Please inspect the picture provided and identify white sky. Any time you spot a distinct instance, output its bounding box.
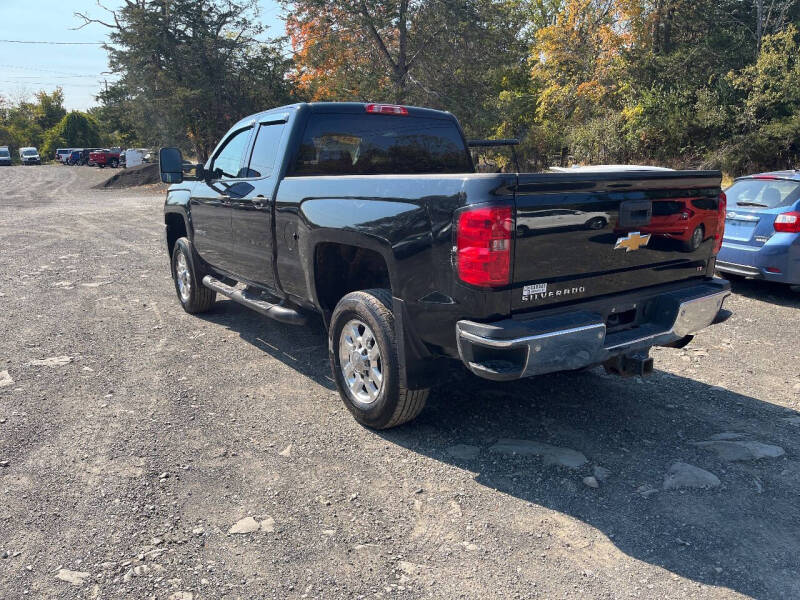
[0,1,286,110]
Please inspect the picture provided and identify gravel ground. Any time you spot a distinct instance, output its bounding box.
[1,165,799,599]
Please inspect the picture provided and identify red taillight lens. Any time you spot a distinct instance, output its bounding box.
[774,211,800,233]
[713,192,727,255]
[365,103,408,116]
[456,206,513,287]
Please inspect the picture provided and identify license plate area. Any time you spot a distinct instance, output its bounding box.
[725,219,758,242]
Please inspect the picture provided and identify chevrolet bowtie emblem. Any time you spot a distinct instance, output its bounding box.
[614,231,651,252]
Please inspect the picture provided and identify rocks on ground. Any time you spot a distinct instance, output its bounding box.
[488,439,587,469]
[663,462,721,490]
[693,439,785,461]
[229,516,275,535]
[56,568,90,585]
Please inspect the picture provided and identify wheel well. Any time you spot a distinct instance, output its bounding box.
[314,244,391,315]
[165,213,187,257]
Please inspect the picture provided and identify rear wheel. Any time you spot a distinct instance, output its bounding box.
[329,289,429,429]
[683,225,705,251]
[110,158,119,168]
[171,237,215,314]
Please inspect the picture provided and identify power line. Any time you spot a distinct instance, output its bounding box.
[0,64,107,78]
[0,39,105,46]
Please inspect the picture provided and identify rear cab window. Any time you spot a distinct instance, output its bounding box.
[289,114,472,176]
[726,178,800,209]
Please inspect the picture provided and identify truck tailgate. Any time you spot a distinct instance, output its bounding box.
[512,171,723,313]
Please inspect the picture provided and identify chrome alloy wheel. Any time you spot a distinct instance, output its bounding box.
[175,251,192,302]
[339,319,383,405]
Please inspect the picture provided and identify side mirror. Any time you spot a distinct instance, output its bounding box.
[159,147,184,184]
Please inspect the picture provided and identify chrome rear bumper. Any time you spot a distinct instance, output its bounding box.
[456,279,731,381]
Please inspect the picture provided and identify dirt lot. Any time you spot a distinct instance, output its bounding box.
[1,165,799,599]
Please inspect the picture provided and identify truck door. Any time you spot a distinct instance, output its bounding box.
[227,120,287,287]
[190,125,253,273]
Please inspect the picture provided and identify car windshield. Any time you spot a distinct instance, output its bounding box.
[22,150,37,156]
[726,178,800,209]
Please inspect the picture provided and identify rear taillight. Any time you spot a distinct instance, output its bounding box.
[774,211,800,233]
[713,192,727,255]
[456,206,513,287]
[365,103,408,116]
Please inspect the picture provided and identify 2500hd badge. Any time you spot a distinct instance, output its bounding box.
[522,283,587,302]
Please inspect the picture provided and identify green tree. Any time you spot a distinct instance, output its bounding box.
[33,88,67,132]
[77,0,294,159]
[42,111,102,157]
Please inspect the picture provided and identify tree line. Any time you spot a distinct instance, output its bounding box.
[3,0,799,174]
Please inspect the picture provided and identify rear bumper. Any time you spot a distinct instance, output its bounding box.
[456,279,731,381]
[716,237,800,284]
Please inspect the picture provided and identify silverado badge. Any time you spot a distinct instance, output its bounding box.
[614,231,651,252]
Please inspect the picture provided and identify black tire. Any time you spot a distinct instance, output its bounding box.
[98,163,105,168]
[329,289,429,429]
[585,217,607,230]
[170,237,215,314]
[683,225,704,251]
[110,159,119,168]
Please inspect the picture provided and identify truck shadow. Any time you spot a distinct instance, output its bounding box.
[381,367,800,599]
[196,299,797,597]
[724,277,800,308]
[197,298,336,391]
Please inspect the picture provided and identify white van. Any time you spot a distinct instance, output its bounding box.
[19,147,41,165]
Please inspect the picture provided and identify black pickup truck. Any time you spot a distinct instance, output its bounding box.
[159,102,731,429]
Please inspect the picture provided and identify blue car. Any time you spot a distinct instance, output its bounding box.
[716,171,800,286]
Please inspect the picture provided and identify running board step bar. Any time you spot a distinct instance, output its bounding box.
[202,276,307,326]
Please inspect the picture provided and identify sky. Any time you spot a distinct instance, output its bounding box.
[0,0,286,111]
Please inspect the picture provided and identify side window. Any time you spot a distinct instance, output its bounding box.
[211,127,252,180]
[246,123,286,178]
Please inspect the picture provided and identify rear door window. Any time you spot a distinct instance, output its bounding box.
[726,179,800,209]
[290,114,471,176]
[246,122,286,178]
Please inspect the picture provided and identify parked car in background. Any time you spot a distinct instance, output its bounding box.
[640,197,721,251]
[55,148,74,163]
[66,149,83,165]
[19,147,41,165]
[0,146,11,166]
[89,148,121,168]
[68,148,101,166]
[716,171,800,287]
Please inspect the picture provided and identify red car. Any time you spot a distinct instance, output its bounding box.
[640,197,721,251]
[89,148,122,168]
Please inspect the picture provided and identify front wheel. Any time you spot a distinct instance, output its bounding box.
[110,159,119,168]
[329,289,429,429]
[171,237,216,314]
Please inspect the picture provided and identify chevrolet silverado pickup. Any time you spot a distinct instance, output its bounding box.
[159,102,731,429]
